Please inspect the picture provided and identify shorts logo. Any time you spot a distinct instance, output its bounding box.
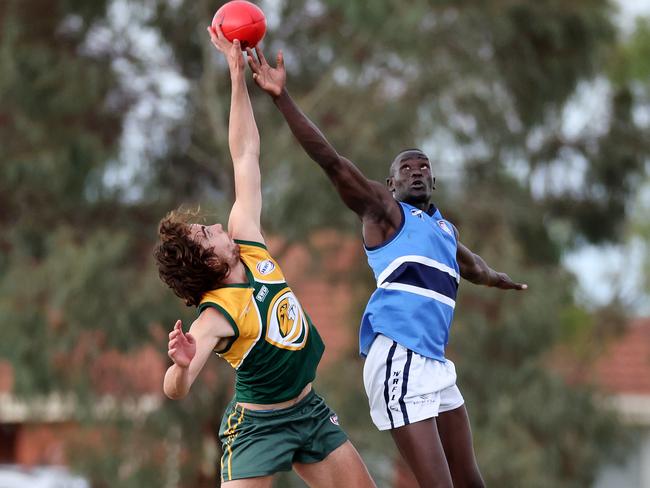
[412,394,436,406]
[329,414,339,425]
[265,288,308,350]
[438,220,453,236]
[256,259,275,275]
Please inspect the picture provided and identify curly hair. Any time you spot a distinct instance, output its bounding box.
[153,208,231,307]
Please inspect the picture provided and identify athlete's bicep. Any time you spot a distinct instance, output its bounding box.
[228,201,264,243]
[326,156,398,221]
[186,308,235,385]
[456,240,482,280]
[228,154,264,242]
[450,223,475,274]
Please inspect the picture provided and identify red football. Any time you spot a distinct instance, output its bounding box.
[212,1,266,49]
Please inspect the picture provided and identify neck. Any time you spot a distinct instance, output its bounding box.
[401,198,430,212]
[222,260,248,285]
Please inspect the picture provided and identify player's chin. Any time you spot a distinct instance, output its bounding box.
[407,188,431,201]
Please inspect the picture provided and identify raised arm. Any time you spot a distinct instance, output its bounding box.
[246,47,402,243]
[207,26,263,243]
[455,236,527,290]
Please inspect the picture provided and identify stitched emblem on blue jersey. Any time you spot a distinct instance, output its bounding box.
[437,220,453,236]
[410,209,424,219]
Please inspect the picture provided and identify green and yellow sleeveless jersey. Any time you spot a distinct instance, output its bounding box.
[198,240,325,404]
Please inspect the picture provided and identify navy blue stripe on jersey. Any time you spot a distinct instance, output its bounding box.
[380,261,459,300]
[398,350,412,425]
[383,341,398,429]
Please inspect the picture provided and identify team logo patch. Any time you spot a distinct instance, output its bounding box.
[329,414,339,425]
[438,220,453,236]
[411,209,424,219]
[255,285,269,302]
[265,289,308,350]
[256,259,275,275]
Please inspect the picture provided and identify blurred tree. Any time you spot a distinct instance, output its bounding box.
[144,3,645,484]
[2,0,649,486]
[608,16,650,306]
[0,1,229,487]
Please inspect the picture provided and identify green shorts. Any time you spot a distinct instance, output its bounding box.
[218,390,348,482]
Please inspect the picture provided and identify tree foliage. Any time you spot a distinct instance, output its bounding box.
[1,0,648,486]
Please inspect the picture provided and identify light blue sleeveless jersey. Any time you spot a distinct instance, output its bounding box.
[360,201,460,361]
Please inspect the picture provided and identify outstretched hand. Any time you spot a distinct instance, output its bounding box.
[246,46,286,98]
[168,320,196,368]
[491,272,528,291]
[207,25,245,74]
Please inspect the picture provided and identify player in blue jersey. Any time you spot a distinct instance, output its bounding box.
[247,48,527,488]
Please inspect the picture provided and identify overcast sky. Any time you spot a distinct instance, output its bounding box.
[563,0,650,313]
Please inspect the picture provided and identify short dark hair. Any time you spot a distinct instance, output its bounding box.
[153,208,230,307]
[389,148,426,176]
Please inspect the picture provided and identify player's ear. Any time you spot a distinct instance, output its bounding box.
[386,177,395,192]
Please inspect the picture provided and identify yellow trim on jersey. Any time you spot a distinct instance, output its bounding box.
[200,287,262,370]
[200,242,306,368]
[238,243,286,284]
[199,242,288,369]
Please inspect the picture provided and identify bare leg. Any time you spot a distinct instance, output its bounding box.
[437,406,485,488]
[292,441,376,488]
[390,419,453,488]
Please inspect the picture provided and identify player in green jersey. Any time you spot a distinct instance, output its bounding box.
[152,26,375,488]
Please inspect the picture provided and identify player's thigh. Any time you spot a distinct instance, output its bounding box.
[292,441,376,488]
[390,419,453,488]
[221,475,274,488]
[436,405,484,487]
[218,402,299,482]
